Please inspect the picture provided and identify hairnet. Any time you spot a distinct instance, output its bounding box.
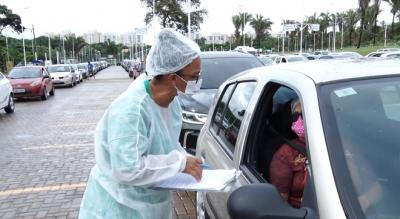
[146,28,200,76]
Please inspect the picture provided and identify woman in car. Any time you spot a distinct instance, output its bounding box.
[269,98,307,208]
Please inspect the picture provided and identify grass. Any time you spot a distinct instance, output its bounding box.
[337,42,399,56]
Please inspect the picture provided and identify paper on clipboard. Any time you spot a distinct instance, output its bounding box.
[154,169,236,191]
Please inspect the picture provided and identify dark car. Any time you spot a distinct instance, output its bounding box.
[178,52,264,153]
[8,66,55,100]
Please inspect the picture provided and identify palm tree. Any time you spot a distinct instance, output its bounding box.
[384,0,400,39]
[239,12,252,45]
[250,14,273,48]
[372,0,382,45]
[232,15,242,45]
[318,12,331,49]
[357,0,371,48]
[344,9,360,46]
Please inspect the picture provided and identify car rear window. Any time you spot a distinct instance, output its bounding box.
[9,68,41,79]
[200,57,263,89]
[47,66,70,73]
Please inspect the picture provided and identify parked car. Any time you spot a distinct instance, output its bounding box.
[196,59,400,219]
[380,51,400,58]
[77,63,89,79]
[377,48,400,52]
[275,55,308,64]
[8,66,54,100]
[128,61,140,79]
[70,64,83,83]
[178,51,264,153]
[0,71,14,113]
[47,64,76,87]
[333,51,363,58]
[366,52,386,58]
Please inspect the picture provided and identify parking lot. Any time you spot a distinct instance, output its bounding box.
[0,66,196,219]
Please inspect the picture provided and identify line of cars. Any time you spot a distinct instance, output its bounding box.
[366,48,400,58]
[121,59,142,79]
[0,61,109,114]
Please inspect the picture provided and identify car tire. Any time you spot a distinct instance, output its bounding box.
[4,94,15,114]
[41,87,48,101]
[70,79,74,88]
[196,192,210,219]
[49,87,55,96]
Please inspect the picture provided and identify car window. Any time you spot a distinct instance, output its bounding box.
[212,82,257,154]
[0,73,4,80]
[9,68,41,79]
[379,85,400,121]
[200,57,263,89]
[212,84,235,133]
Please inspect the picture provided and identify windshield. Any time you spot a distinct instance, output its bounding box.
[287,56,307,62]
[258,57,274,65]
[200,57,263,89]
[47,66,70,73]
[9,68,41,79]
[320,77,400,218]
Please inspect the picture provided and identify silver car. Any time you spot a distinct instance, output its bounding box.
[196,59,400,219]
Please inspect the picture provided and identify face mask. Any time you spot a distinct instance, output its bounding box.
[291,116,305,138]
[175,75,202,95]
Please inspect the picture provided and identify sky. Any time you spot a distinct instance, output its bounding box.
[1,0,394,43]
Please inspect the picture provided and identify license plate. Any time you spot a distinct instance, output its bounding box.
[14,88,25,93]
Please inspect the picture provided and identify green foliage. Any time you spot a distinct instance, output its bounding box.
[0,4,23,34]
[141,0,207,34]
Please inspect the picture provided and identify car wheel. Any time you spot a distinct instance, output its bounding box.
[49,87,55,96]
[70,79,74,88]
[196,192,210,219]
[4,94,15,114]
[41,87,48,101]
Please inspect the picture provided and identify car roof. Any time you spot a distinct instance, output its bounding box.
[12,66,43,69]
[200,51,256,58]
[240,59,400,84]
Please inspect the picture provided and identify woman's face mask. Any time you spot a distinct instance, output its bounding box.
[175,74,202,95]
[291,116,305,138]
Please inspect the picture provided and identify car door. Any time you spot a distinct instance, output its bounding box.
[0,73,8,108]
[42,68,52,90]
[204,81,258,219]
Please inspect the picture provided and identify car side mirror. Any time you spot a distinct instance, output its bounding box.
[43,75,50,79]
[227,184,314,219]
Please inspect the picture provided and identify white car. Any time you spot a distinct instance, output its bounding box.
[380,52,400,59]
[196,59,400,219]
[377,48,400,53]
[0,72,15,114]
[70,64,83,83]
[275,55,308,64]
[47,64,76,88]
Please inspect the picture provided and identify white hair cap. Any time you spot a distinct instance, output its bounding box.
[146,28,200,76]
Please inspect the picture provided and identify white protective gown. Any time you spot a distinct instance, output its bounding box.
[79,74,187,219]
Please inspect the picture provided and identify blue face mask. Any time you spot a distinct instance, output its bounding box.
[175,74,202,95]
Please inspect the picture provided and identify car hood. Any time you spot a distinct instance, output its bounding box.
[178,89,218,114]
[50,72,71,77]
[10,78,41,86]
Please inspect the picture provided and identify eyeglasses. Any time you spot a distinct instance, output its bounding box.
[292,112,302,121]
[177,73,201,84]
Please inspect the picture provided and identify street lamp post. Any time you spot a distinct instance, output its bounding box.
[187,0,191,39]
[48,33,52,63]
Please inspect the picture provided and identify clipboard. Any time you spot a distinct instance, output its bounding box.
[154,169,237,192]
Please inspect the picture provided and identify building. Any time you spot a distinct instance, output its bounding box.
[83,31,103,44]
[103,33,121,44]
[205,33,229,45]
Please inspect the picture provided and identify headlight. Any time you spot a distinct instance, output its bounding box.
[182,110,208,125]
[30,80,41,87]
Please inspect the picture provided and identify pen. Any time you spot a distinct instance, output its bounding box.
[200,163,210,169]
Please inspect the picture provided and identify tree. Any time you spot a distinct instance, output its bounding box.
[232,15,241,45]
[357,0,371,48]
[384,0,400,39]
[372,0,382,45]
[250,14,273,48]
[140,0,207,34]
[0,4,23,34]
[318,12,331,49]
[344,9,360,46]
[239,12,252,45]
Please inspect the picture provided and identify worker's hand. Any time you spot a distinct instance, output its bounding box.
[183,156,203,181]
